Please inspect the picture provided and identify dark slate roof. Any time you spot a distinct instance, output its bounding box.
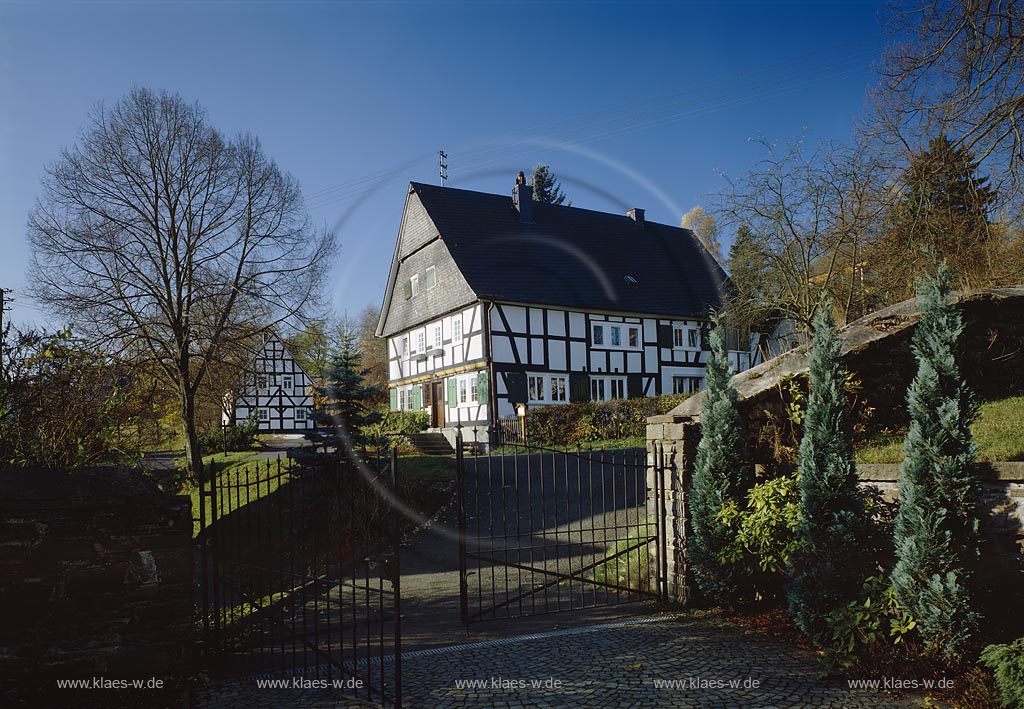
[410,182,732,318]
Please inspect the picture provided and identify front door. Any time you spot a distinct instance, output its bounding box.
[431,381,445,428]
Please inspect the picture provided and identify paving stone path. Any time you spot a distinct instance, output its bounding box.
[195,613,923,708]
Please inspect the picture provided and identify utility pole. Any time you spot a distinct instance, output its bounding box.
[439,150,448,187]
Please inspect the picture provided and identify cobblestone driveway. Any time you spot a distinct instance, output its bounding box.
[196,613,922,708]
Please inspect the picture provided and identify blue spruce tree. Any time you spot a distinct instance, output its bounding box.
[317,323,382,448]
[891,265,980,660]
[787,304,866,643]
[690,314,754,600]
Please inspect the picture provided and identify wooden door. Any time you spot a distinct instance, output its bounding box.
[431,381,445,428]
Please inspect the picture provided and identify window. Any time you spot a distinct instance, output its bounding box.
[425,266,436,289]
[282,375,293,391]
[258,408,269,421]
[591,378,605,401]
[550,376,567,402]
[294,407,306,420]
[257,375,268,391]
[628,327,639,348]
[415,331,425,354]
[673,328,684,348]
[672,376,704,394]
[410,274,419,297]
[592,324,604,345]
[433,324,442,350]
[401,337,409,358]
[610,378,625,399]
[529,375,546,402]
[452,317,463,343]
[610,326,621,346]
[687,328,699,348]
[457,375,479,405]
[398,389,407,411]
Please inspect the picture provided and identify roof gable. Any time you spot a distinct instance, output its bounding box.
[409,182,732,318]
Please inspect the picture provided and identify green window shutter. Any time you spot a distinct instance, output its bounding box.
[447,377,457,408]
[569,372,590,402]
[505,372,527,405]
[476,371,489,404]
[411,384,422,410]
[389,388,398,410]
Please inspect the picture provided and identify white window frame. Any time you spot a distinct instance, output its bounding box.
[282,374,293,391]
[456,374,479,406]
[628,327,639,348]
[673,327,684,348]
[528,374,546,402]
[257,375,269,391]
[257,408,269,421]
[610,378,626,400]
[294,407,306,420]
[410,274,419,297]
[401,336,409,358]
[415,331,425,354]
[425,265,436,289]
[550,375,567,402]
[590,378,605,401]
[687,328,699,349]
[452,317,463,344]
[433,324,442,350]
[610,325,621,347]
[592,323,604,346]
[672,375,704,394]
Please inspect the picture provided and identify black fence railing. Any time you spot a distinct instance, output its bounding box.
[197,451,402,707]
[455,431,665,624]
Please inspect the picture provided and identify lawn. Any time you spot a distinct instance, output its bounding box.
[490,436,645,455]
[856,395,1024,463]
[185,451,293,537]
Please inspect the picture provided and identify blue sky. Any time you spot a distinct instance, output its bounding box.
[0,0,888,330]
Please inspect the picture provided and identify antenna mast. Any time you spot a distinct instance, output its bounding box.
[439,150,448,187]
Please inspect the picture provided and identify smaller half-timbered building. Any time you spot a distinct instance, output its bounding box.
[376,179,760,448]
[226,335,314,433]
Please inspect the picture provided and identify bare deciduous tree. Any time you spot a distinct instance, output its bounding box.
[681,206,723,264]
[28,88,336,478]
[717,137,886,333]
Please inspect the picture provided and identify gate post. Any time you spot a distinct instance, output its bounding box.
[454,427,470,625]
[390,446,403,709]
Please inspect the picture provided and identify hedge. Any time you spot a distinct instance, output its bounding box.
[524,392,690,445]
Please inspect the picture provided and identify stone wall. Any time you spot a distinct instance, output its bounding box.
[0,468,192,703]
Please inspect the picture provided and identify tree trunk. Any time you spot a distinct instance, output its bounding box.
[181,389,205,481]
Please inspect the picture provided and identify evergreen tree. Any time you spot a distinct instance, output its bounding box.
[787,303,866,643]
[891,265,980,660]
[878,134,996,300]
[317,323,382,445]
[727,225,771,331]
[690,313,755,601]
[530,164,569,205]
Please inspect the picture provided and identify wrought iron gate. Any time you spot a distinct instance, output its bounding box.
[455,431,666,623]
[197,449,402,707]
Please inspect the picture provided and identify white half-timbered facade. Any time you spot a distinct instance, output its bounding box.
[226,336,314,432]
[376,179,760,448]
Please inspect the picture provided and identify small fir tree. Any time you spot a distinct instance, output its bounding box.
[891,265,980,660]
[530,164,569,205]
[787,303,866,643]
[690,314,755,601]
[316,323,382,446]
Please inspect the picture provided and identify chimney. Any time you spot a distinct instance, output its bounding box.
[513,174,534,222]
[627,208,645,223]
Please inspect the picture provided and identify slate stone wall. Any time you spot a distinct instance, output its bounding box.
[0,468,192,702]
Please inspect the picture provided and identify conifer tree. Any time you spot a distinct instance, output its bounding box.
[690,314,755,600]
[891,265,980,660]
[530,164,569,205]
[317,323,382,445]
[787,303,865,643]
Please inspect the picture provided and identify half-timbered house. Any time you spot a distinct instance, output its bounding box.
[225,335,314,433]
[376,179,759,448]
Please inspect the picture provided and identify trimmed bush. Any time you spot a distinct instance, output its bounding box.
[523,392,688,445]
[891,266,981,661]
[980,638,1024,709]
[690,316,755,601]
[199,414,260,453]
[787,304,868,644]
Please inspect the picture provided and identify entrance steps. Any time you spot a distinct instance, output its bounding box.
[407,432,455,455]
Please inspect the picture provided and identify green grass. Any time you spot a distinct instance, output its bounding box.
[588,523,654,591]
[186,452,294,537]
[856,395,1024,464]
[397,454,457,483]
